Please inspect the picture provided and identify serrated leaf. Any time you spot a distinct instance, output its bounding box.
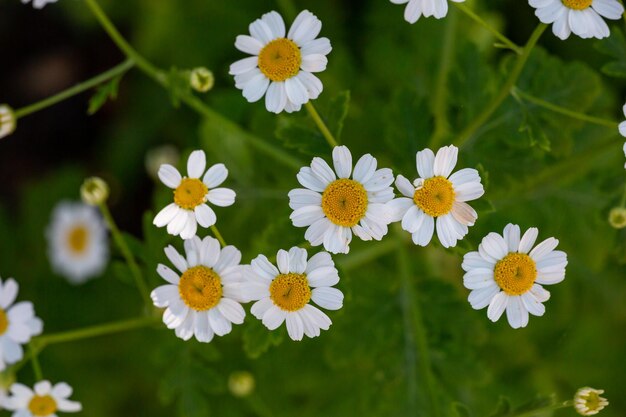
[242,318,283,359]
[325,90,351,140]
[275,115,328,157]
[88,76,121,115]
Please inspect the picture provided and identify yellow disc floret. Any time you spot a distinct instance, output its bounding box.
[321,179,369,227]
[28,395,57,417]
[174,178,208,210]
[270,273,311,312]
[413,176,456,217]
[258,38,302,82]
[494,253,537,296]
[67,225,88,254]
[178,266,222,311]
[0,309,8,335]
[561,0,592,9]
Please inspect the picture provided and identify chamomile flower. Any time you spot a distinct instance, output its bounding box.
[387,145,484,248]
[390,0,465,23]
[229,10,331,113]
[0,277,43,371]
[0,105,16,140]
[242,247,343,341]
[46,202,109,284]
[574,387,609,416]
[2,381,81,417]
[153,150,236,239]
[21,0,58,8]
[151,236,246,343]
[289,146,394,254]
[462,224,567,329]
[530,0,624,40]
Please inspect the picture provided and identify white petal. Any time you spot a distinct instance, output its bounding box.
[235,35,263,55]
[503,224,521,253]
[593,0,625,20]
[433,145,458,178]
[207,188,236,207]
[521,292,546,317]
[288,247,308,274]
[461,252,494,271]
[286,313,305,341]
[505,296,529,329]
[151,284,178,308]
[468,284,500,310]
[353,154,377,183]
[288,10,322,45]
[187,150,206,179]
[305,251,334,274]
[301,54,327,72]
[154,203,180,228]
[249,18,274,44]
[208,309,232,336]
[518,227,539,253]
[179,214,198,240]
[262,305,287,330]
[479,232,508,263]
[251,298,274,319]
[167,209,188,236]
[529,237,559,262]
[261,10,286,38]
[158,164,182,189]
[387,198,414,223]
[243,73,270,103]
[214,246,242,272]
[265,82,287,114]
[217,298,246,324]
[193,311,214,343]
[463,268,495,290]
[451,201,477,227]
[296,72,323,100]
[156,264,180,285]
[412,214,434,246]
[164,245,188,273]
[311,287,343,310]
[332,146,352,179]
[288,188,322,210]
[416,148,435,178]
[395,175,415,198]
[194,204,217,228]
[300,37,332,55]
[291,205,325,227]
[454,182,485,202]
[0,278,18,309]
[297,166,327,192]
[203,163,228,188]
[229,56,259,75]
[487,291,508,322]
[251,255,279,281]
[307,266,339,287]
[305,218,332,246]
[285,76,309,106]
[448,168,481,187]
[404,0,424,23]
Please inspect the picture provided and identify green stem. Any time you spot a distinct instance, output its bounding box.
[455,24,547,148]
[397,244,440,417]
[305,101,340,148]
[453,2,522,54]
[98,203,151,308]
[429,7,458,148]
[210,225,227,247]
[14,59,134,119]
[512,88,618,128]
[510,401,573,417]
[29,343,43,380]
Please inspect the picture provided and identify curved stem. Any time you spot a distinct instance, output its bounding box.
[455,24,547,148]
[210,225,227,247]
[98,203,151,308]
[512,88,618,128]
[14,59,134,119]
[453,2,522,54]
[305,101,339,148]
[29,343,43,380]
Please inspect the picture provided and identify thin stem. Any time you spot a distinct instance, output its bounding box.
[453,2,522,54]
[397,244,440,417]
[98,203,151,308]
[429,7,458,148]
[14,59,134,119]
[455,24,547,148]
[305,101,339,148]
[210,225,227,247]
[29,343,43,380]
[511,401,573,417]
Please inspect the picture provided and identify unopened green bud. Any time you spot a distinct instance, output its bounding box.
[190,67,214,93]
[81,177,110,206]
[228,371,255,398]
[0,104,16,139]
[608,207,626,229]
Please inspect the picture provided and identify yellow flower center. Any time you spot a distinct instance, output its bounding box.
[321,179,369,227]
[0,309,8,335]
[269,273,311,312]
[174,178,208,210]
[561,0,592,10]
[257,38,302,82]
[28,395,57,417]
[67,225,89,254]
[494,253,537,296]
[413,176,456,217]
[178,266,222,311]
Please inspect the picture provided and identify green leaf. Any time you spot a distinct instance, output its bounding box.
[325,90,351,140]
[167,67,192,108]
[488,396,512,417]
[88,76,121,115]
[513,394,556,414]
[595,27,626,78]
[275,114,328,157]
[452,402,473,417]
[242,318,283,359]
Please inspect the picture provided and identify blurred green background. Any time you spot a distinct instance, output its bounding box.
[0,0,625,416]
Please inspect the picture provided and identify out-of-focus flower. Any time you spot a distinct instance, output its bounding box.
[389,0,465,23]
[145,145,180,181]
[608,207,626,229]
[228,371,255,397]
[574,387,609,415]
[2,380,81,417]
[21,0,58,9]
[0,105,16,140]
[190,67,215,93]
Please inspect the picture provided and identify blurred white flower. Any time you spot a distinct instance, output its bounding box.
[242,247,343,341]
[145,145,180,181]
[46,202,108,284]
[228,371,255,397]
[389,0,465,23]
[529,0,623,40]
[2,380,81,417]
[574,387,609,415]
[618,103,626,168]
[151,236,247,343]
[21,0,58,9]
[462,224,567,329]
[387,145,484,248]
[289,146,394,254]
[0,105,16,140]
[229,10,331,113]
[153,150,236,239]
[0,277,43,371]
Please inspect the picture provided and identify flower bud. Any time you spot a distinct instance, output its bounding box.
[0,105,16,139]
[190,67,214,93]
[608,207,626,229]
[80,177,110,206]
[228,371,255,398]
[574,387,608,416]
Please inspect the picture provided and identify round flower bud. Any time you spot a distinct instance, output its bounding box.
[0,105,16,140]
[574,387,608,416]
[228,371,255,398]
[145,145,180,181]
[190,67,214,93]
[608,207,626,229]
[81,177,110,206]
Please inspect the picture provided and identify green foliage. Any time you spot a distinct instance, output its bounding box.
[241,318,284,359]
[88,76,121,115]
[595,27,626,78]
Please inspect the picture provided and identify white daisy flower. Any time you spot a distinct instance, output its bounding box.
[46,202,109,284]
[21,0,58,8]
[462,224,568,329]
[151,236,247,343]
[618,103,626,168]
[242,247,343,341]
[0,277,43,371]
[2,380,81,417]
[387,145,484,248]
[229,10,331,114]
[153,150,236,239]
[530,0,623,40]
[0,105,16,140]
[574,387,609,416]
[389,0,465,23]
[289,146,394,254]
